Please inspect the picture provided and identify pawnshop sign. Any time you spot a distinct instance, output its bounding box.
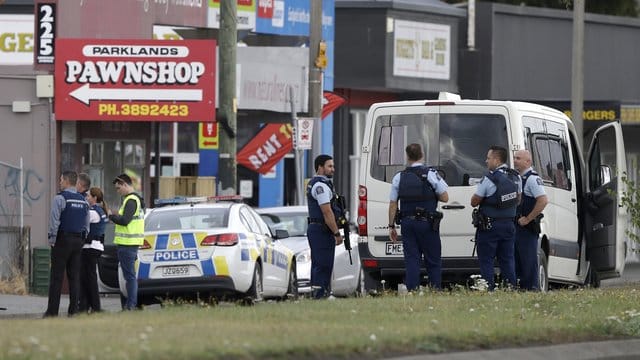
[55,39,215,122]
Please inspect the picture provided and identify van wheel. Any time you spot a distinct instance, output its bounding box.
[537,248,549,292]
[363,270,381,295]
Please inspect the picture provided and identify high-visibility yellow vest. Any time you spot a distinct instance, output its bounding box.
[113,193,144,246]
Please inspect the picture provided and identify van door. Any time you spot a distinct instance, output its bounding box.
[585,122,627,279]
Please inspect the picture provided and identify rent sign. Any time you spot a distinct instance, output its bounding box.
[54,39,216,122]
[237,123,293,175]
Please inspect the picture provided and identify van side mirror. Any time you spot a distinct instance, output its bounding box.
[599,165,612,185]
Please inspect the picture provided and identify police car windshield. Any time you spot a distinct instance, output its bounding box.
[145,208,229,231]
[371,113,508,186]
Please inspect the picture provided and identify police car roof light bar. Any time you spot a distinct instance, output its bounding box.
[206,195,244,203]
[154,196,209,207]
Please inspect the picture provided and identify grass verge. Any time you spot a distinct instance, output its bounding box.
[2,287,640,359]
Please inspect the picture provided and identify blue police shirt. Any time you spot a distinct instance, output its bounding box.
[523,167,546,198]
[310,175,333,205]
[475,164,522,198]
[390,163,448,201]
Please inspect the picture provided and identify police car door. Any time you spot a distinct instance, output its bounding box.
[585,122,628,279]
[244,206,287,294]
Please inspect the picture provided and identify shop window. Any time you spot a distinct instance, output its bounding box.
[178,122,198,153]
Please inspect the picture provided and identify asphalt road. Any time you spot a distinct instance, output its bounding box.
[601,259,640,288]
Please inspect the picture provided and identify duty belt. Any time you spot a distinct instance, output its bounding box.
[488,217,514,222]
[307,217,325,225]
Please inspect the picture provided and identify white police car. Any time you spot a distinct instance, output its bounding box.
[120,196,297,304]
[257,206,364,297]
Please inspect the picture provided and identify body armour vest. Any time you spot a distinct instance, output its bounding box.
[59,191,89,233]
[480,168,519,218]
[88,205,108,241]
[398,166,438,215]
[306,176,341,221]
[517,170,538,218]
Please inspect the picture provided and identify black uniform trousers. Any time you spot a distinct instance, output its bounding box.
[79,248,103,312]
[45,233,84,317]
[307,223,336,299]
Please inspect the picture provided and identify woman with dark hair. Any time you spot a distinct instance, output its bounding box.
[79,187,109,313]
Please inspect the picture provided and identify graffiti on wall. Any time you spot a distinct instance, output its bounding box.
[0,163,45,226]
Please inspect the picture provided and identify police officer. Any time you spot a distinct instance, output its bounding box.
[44,170,90,317]
[306,155,343,299]
[513,149,548,291]
[109,173,145,310]
[76,172,91,196]
[389,144,448,291]
[470,145,521,290]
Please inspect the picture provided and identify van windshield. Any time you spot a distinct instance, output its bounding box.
[371,113,508,186]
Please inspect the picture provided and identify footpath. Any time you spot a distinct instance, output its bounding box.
[0,293,123,318]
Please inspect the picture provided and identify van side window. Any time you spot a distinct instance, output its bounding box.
[524,117,572,190]
[588,126,617,190]
[546,121,572,190]
[370,113,508,185]
[533,137,554,183]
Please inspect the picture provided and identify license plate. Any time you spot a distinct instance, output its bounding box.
[385,242,403,255]
[162,265,189,277]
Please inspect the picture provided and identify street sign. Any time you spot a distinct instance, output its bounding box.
[295,118,314,150]
[54,39,216,122]
[199,122,219,149]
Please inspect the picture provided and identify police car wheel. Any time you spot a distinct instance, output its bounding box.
[355,269,366,297]
[246,263,264,303]
[286,263,299,300]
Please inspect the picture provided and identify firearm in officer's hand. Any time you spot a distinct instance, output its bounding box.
[337,195,353,265]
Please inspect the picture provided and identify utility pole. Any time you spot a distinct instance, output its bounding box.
[308,0,323,175]
[218,0,238,195]
[571,0,585,151]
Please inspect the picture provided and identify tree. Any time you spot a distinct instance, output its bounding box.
[443,0,638,17]
[620,174,640,248]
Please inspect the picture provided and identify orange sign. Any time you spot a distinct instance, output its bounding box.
[199,122,219,149]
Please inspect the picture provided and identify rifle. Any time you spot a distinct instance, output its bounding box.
[336,194,353,265]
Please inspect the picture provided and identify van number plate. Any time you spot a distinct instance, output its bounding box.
[162,266,189,277]
[385,242,404,255]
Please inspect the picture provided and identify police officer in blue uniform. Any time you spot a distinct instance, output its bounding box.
[79,187,110,313]
[389,144,448,291]
[514,149,548,290]
[44,170,90,317]
[307,155,343,299]
[470,146,521,291]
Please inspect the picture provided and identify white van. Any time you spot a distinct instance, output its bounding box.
[357,93,628,291]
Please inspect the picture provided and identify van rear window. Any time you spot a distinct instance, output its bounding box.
[371,113,508,186]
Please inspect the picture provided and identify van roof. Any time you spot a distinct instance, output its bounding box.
[370,96,570,121]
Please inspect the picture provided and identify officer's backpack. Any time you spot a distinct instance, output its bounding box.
[397,166,437,202]
[484,168,519,209]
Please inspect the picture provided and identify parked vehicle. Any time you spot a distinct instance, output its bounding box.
[97,243,119,294]
[257,206,364,297]
[105,196,297,304]
[358,92,628,292]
